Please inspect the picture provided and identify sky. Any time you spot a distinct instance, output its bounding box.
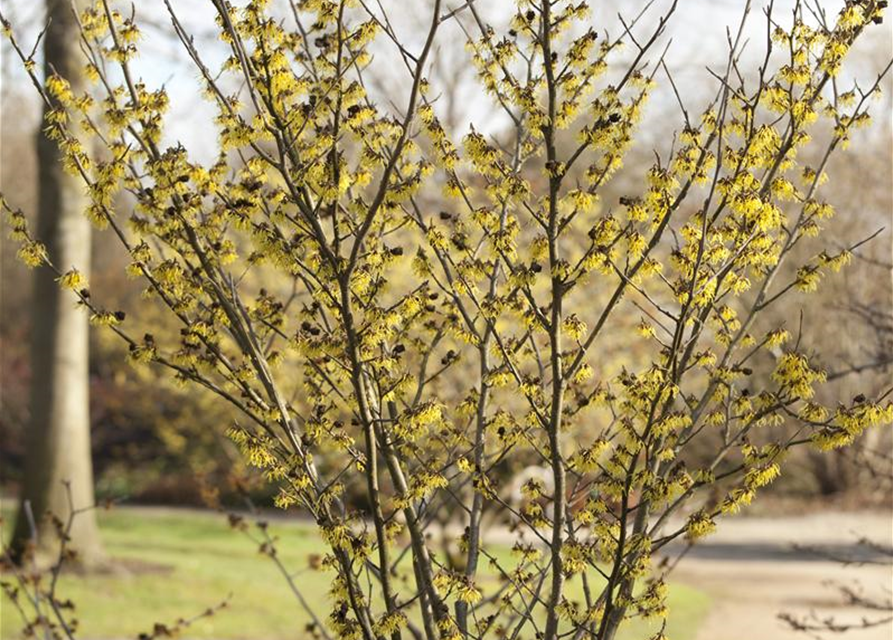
[0,0,890,163]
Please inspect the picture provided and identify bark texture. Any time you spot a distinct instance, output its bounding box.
[11,0,104,567]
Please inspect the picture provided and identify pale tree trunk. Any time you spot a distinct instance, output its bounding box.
[11,0,104,568]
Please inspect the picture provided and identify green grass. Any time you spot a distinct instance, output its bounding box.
[1,506,710,639]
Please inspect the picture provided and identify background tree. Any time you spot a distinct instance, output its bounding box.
[9,0,104,567]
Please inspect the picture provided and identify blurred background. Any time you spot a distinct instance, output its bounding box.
[0,1,891,639]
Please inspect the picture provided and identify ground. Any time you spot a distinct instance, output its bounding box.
[0,504,707,640]
[1,504,890,640]
[668,510,893,640]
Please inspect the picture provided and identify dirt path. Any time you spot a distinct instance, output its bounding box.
[666,510,893,640]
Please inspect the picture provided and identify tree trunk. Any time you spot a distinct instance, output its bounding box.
[11,0,104,568]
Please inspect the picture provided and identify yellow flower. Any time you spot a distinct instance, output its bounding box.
[17,241,47,268]
[57,268,87,291]
[637,320,656,339]
[685,511,716,540]
[563,314,587,342]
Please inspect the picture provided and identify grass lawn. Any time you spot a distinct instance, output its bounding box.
[1,505,710,639]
